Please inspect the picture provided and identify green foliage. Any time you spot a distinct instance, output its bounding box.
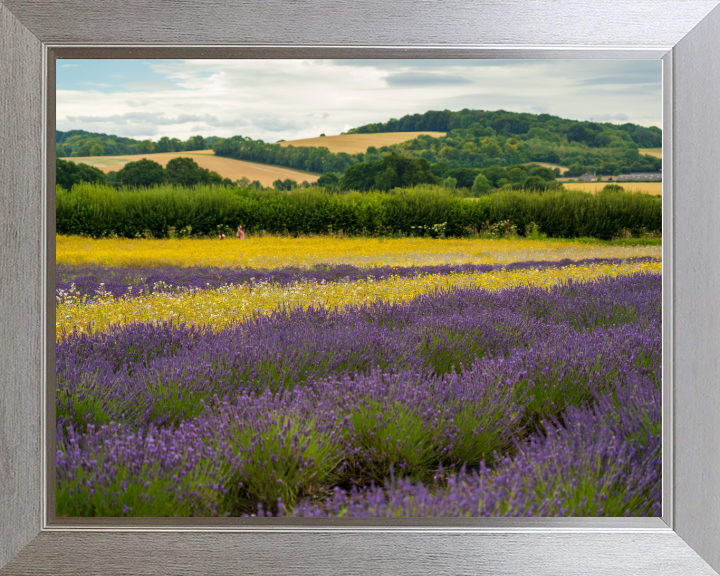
[602,184,625,193]
[342,109,661,177]
[471,173,492,196]
[184,135,207,151]
[213,135,358,174]
[57,183,661,241]
[137,139,154,154]
[116,159,166,188]
[316,172,341,189]
[55,129,195,157]
[56,158,106,189]
[273,179,298,191]
[443,177,458,190]
[165,157,224,187]
[339,152,439,191]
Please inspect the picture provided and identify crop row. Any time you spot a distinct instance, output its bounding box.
[56,234,663,269]
[56,257,658,299]
[56,259,661,339]
[56,272,661,516]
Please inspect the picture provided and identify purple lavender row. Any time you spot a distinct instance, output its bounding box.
[56,256,659,299]
[286,379,661,518]
[57,273,660,430]
[57,355,660,517]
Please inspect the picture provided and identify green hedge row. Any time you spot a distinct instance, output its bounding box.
[56,183,662,240]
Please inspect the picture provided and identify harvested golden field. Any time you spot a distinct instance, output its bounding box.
[526,161,568,172]
[564,181,662,195]
[67,151,319,187]
[639,148,662,159]
[276,132,446,154]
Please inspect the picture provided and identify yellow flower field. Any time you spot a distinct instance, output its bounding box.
[57,259,661,340]
[56,235,661,269]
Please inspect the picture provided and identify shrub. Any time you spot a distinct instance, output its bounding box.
[56,184,661,240]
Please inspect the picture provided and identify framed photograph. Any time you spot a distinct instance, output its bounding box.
[2,1,720,574]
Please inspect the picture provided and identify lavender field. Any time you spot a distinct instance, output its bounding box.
[56,253,661,517]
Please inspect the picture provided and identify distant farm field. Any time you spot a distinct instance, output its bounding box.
[67,151,319,187]
[525,161,569,172]
[276,132,447,154]
[639,148,663,159]
[565,181,662,195]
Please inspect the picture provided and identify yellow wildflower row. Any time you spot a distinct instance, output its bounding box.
[56,235,661,269]
[57,260,661,340]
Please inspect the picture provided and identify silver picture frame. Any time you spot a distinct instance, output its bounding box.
[1,1,719,573]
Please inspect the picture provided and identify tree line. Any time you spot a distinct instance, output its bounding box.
[56,157,235,190]
[56,130,222,158]
[347,108,662,149]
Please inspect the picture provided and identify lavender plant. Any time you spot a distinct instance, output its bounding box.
[56,271,661,517]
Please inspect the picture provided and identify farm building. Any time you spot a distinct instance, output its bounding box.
[578,173,597,182]
[618,172,662,181]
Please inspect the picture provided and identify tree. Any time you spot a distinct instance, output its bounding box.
[116,158,165,188]
[340,152,439,192]
[272,179,297,191]
[602,184,625,193]
[169,138,185,152]
[56,145,66,158]
[137,140,154,154]
[166,157,204,186]
[155,136,171,153]
[443,177,458,190]
[89,143,104,156]
[56,158,106,190]
[446,167,481,189]
[521,176,549,192]
[471,173,492,196]
[316,172,340,189]
[527,165,556,181]
[185,135,207,151]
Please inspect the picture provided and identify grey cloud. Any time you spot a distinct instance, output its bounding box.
[123,81,177,91]
[250,117,305,132]
[385,73,472,87]
[531,106,549,113]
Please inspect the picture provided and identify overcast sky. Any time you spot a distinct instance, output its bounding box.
[56,59,662,143]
